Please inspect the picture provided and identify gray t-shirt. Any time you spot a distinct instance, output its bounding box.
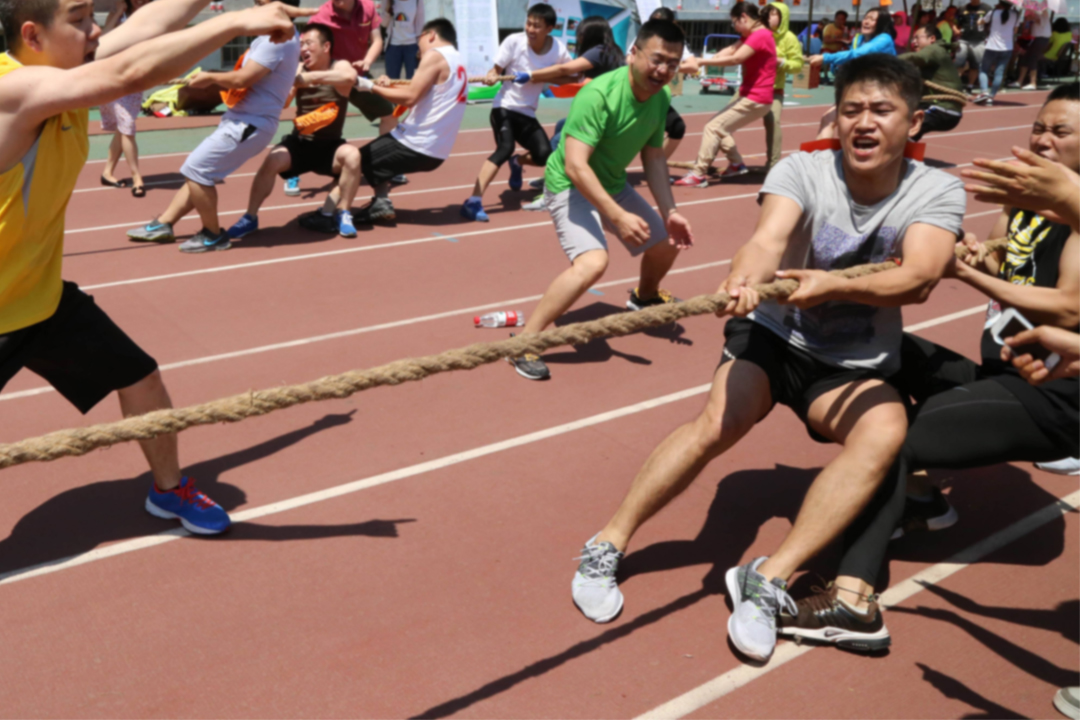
[752,150,966,373]
[226,32,301,130]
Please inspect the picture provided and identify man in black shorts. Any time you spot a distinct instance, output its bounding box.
[227,23,362,239]
[569,56,966,663]
[460,3,570,222]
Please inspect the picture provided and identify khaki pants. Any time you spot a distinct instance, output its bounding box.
[762,89,785,170]
[693,94,770,175]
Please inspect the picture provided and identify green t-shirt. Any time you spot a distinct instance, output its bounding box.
[544,68,670,196]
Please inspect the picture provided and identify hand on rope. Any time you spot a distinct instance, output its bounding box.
[0,239,1007,470]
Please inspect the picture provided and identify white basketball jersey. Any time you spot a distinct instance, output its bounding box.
[391,45,467,161]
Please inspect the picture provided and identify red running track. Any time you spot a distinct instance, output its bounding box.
[0,91,1075,718]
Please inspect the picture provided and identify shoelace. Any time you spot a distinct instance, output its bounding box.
[573,544,619,581]
[745,574,799,623]
[806,580,880,608]
[173,479,215,510]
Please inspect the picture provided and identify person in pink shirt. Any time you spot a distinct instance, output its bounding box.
[676,1,776,187]
[310,0,397,134]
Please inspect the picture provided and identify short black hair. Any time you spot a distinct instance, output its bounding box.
[422,18,457,47]
[526,3,557,28]
[280,0,301,7]
[649,6,677,23]
[303,22,335,51]
[635,18,685,50]
[835,9,848,18]
[729,1,761,21]
[0,0,58,51]
[1046,81,1079,105]
[915,23,942,41]
[865,6,897,38]
[835,53,924,116]
[1052,16,1070,33]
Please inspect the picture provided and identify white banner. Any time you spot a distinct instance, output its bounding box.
[634,0,661,21]
[455,0,501,81]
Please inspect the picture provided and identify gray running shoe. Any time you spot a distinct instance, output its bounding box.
[1055,687,1080,720]
[725,556,797,662]
[522,195,547,211]
[507,353,550,380]
[127,220,175,243]
[528,178,544,191]
[178,228,231,253]
[572,534,624,623]
[355,197,396,224]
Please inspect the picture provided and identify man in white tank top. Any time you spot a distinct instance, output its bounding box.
[346,18,466,223]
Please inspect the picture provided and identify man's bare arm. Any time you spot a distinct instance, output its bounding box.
[96,0,212,59]
[300,60,361,97]
[190,60,272,90]
[371,52,444,106]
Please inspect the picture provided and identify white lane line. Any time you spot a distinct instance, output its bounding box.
[0,259,735,403]
[0,303,997,585]
[636,488,1080,720]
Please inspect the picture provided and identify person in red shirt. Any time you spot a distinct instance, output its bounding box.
[675,1,777,187]
[310,0,397,135]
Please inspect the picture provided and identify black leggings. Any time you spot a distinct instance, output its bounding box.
[838,377,1065,586]
[487,107,552,167]
[665,106,686,140]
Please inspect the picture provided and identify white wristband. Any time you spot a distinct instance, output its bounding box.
[355,76,374,92]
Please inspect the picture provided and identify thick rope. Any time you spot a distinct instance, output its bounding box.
[0,239,1006,470]
[388,75,515,85]
[924,80,970,106]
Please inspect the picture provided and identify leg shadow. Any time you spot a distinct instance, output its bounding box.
[915,662,1027,719]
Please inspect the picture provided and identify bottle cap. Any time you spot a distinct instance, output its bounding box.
[473,316,481,325]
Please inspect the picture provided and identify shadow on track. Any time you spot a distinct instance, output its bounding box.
[0,412,414,580]
[915,662,1027,719]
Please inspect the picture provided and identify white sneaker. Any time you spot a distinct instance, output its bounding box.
[1036,457,1080,476]
[1055,687,1080,720]
[1022,84,1038,90]
[572,535,624,623]
[725,556,797,662]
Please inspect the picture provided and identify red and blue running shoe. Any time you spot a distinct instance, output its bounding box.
[145,476,231,535]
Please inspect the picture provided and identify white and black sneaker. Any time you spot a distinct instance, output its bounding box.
[891,486,959,540]
[626,288,680,312]
[506,333,550,380]
[572,535,624,623]
[725,556,798,662]
[779,583,891,653]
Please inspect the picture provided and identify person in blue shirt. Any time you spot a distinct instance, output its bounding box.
[809,7,897,139]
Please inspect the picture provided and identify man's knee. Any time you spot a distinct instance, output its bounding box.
[338,145,361,171]
[572,250,608,282]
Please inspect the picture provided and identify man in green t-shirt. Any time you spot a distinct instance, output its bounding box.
[901,25,964,141]
[507,19,695,381]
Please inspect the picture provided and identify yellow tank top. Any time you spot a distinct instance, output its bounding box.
[0,53,89,335]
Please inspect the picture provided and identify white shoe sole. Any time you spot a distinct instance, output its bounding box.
[284,189,301,197]
[778,624,891,652]
[1054,689,1080,720]
[724,565,771,662]
[144,497,227,535]
[891,502,959,540]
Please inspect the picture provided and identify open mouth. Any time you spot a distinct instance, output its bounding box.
[851,136,879,159]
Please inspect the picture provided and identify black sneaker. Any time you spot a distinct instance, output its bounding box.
[354,197,396,224]
[626,288,680,311]
[298,211,339,234]
[506,333,550,380]
[779,584,891,653]
[891,486,958,540]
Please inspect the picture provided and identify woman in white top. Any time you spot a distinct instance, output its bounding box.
[974,0,1017,104]
[382,0,427,79]
[1013,10,1052,89]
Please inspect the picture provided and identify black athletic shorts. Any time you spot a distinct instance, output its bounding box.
[0,282,158,414]
[348,87,396,121]
[665,106,686,140]
[720,317,900,442]
[360,134,443,187]
[279,133,347,179]
[488,107,552,167]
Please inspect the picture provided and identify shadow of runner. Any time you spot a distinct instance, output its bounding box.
[0,412,414,578]
[915,582,1079,644]
[915,662,1027,719]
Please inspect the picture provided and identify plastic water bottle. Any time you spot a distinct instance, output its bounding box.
[474,311,525,328]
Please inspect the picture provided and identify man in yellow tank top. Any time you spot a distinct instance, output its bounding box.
[0,0,312,534]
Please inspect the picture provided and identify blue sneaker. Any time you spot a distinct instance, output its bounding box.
[337,209,357,237]
[227,213,258,239]
[508,156,523,191]
[284,176,301,196]
[460,198,489,222]
[145,476,231,535]
[179,228,231,253]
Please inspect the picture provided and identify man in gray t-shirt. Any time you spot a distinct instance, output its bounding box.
[127,0,303,253]
[571,56,964,662]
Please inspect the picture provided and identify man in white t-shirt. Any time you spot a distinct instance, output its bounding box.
[460,3,571,222]
[127,0,302,252]
[341,18,467,223]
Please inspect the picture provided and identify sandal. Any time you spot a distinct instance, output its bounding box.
[132,185,146,198]
[100,175,130,188]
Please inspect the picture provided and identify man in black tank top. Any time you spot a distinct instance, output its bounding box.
[227,23,363,239]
